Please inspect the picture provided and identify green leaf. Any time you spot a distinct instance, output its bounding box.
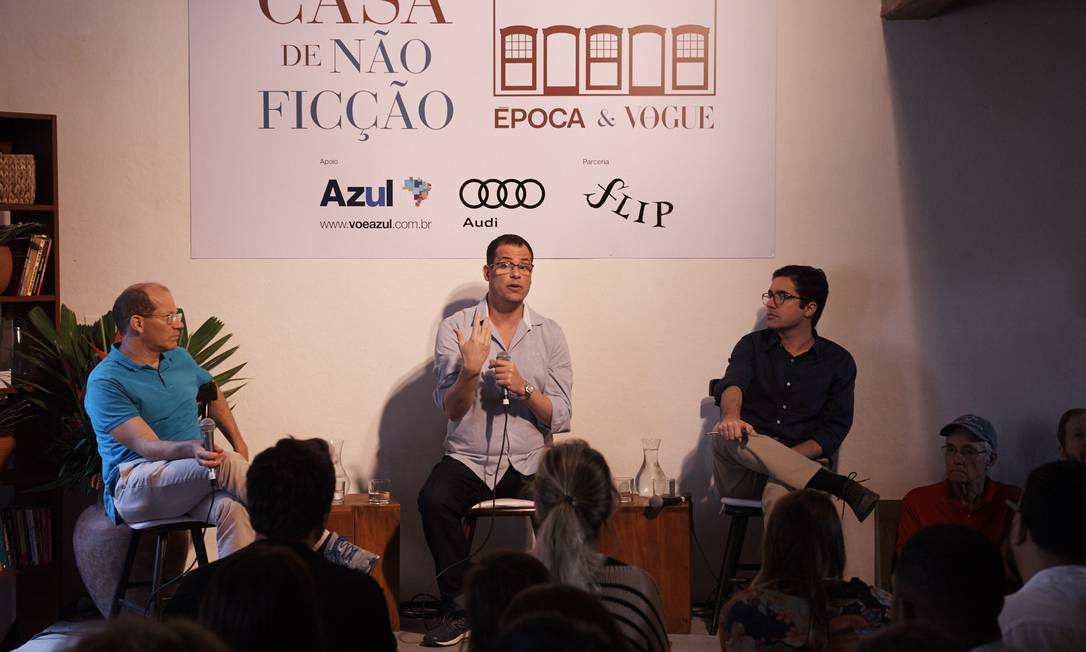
[202,346,240,373]
[212,363,247,386]
[186,317,224,357]
[190,334,231,367]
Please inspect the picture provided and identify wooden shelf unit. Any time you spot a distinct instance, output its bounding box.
[0,111,62,649]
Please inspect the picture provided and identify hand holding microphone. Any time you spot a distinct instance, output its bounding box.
[200,417,218,484]
[494,350,512,405]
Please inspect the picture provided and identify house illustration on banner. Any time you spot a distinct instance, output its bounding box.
[492,0,717,96]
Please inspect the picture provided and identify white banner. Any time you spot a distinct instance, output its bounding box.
[189,0,775,258]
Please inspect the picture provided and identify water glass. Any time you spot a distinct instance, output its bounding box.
[614,477,634,503]
[368,479,391,505]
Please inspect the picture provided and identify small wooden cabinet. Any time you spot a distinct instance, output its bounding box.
[598,496,693,634]
[327,494,401,630]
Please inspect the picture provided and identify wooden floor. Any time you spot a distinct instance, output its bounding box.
[16,616,722,651]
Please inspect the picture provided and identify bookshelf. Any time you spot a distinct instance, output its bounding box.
[0,111,61,648]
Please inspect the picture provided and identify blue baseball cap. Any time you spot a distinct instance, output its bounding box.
[940,414,998,450]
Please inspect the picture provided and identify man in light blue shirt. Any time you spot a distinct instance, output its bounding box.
[418,234,573,646]
[85,283,253,556]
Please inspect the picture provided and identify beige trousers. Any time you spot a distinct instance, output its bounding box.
[711,432,824,517]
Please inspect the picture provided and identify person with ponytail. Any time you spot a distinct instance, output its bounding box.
[532,439,670,652]
[719,490,891,651]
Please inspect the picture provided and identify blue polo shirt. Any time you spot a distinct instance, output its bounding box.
[84,344,212,523]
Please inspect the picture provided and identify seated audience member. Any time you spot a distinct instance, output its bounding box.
[897,415,1021,555]
[1000,460,1086,651]
[166,437,395,652]
[69,616,230,652]
[852,623,968,652]
[199,544,324,652]
[532,439,670,652]
[498,583,630,652]
[464,551,551,652]
[893,524,1022,651]
[1057,408,1086,462]
[719,489,891,651]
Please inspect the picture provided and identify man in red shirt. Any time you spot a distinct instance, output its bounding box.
[897,414,1021,556]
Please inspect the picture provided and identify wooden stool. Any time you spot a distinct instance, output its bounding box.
[463,498,535,549]
[707,497,764,635]
[109,517,211,618]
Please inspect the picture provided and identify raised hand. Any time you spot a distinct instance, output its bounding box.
[453,309,492,377]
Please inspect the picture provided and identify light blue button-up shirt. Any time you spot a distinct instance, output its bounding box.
[433,300,573,487]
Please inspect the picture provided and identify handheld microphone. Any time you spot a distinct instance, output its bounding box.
[646,494,686,518]
[496,350,511,406]
[200,417,218,484]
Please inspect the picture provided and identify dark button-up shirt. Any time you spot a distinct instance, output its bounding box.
[714,328,856,457]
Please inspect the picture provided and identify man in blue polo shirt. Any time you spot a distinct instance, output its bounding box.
[711,265,879,522]
[85,283,254,556]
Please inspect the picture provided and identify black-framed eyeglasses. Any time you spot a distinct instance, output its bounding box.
[762,291,803,307]
[490,261,534,275]
[942,444,990,459]
[141,309,184,325]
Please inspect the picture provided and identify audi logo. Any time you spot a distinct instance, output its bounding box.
[459,178,545,209]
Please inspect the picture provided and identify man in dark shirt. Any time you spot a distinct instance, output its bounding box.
[711,265,879,521]
[165,438,396,652]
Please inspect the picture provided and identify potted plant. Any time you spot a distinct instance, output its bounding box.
[17,304,247,614]
[0,222,44,293]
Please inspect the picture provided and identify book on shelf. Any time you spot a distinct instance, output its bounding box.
[0,506,51,569]
[16,234,51,296]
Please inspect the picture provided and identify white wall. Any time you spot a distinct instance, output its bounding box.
[1,0,1083,606]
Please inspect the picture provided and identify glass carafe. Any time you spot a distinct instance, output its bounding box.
[635,438,667,497]
[327,438,350,504]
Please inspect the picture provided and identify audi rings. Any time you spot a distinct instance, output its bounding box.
[459,178,545,209]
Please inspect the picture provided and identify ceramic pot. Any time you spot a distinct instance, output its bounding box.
[0,246,12,293]
[73,502,192,616]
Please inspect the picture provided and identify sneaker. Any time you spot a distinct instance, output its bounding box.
[841,480,880,523]
[422,614,469,647]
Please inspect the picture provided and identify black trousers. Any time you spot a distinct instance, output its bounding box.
[417,456,532,614]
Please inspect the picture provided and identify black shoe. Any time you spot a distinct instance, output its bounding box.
[841,480,880,522]
[422,615,469,647]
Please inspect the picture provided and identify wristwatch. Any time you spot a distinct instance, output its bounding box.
[521,383,536,399]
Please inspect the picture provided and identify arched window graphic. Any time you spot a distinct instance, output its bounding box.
[500,26,537,92]
[628,25,665,96]
[672,25,710,91]
[585,25,622,91]
[542,25,579,96]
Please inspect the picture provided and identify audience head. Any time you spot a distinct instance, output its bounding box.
[892,524,1005,647]
[772,264,829,327]
[1010,460,1086,572]
[532,439,616,590]
[744,489,843,651]
[1057,408,1086,462]
[464,551,551,652]
[939,414,997,485]
[852,622,968,652]
[495,583,628,652]
[491,614,612,652]
[199,542,324,652]
[69,616,230,652]
[247,436,335,543]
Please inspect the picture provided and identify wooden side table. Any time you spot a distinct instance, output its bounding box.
[327,494,401,630]
[597,496,692,634]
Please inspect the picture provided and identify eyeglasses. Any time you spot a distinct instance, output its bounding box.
[762,291,803,307]
[942,444,990,459]
[142,310,184,325]
[490,261,534,275]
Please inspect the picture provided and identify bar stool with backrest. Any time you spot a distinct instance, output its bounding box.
[109,517,211,618]
[463,497,536,549]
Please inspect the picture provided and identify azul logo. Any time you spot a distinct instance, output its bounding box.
[403,177,432,206]
[584,178,673,228]
[459,179,545,209]
[320,179,395,207]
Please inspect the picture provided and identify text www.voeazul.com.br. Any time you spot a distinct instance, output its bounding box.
[319,219,432,230]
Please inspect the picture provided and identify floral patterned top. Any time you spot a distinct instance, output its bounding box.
[719,578,892,652]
